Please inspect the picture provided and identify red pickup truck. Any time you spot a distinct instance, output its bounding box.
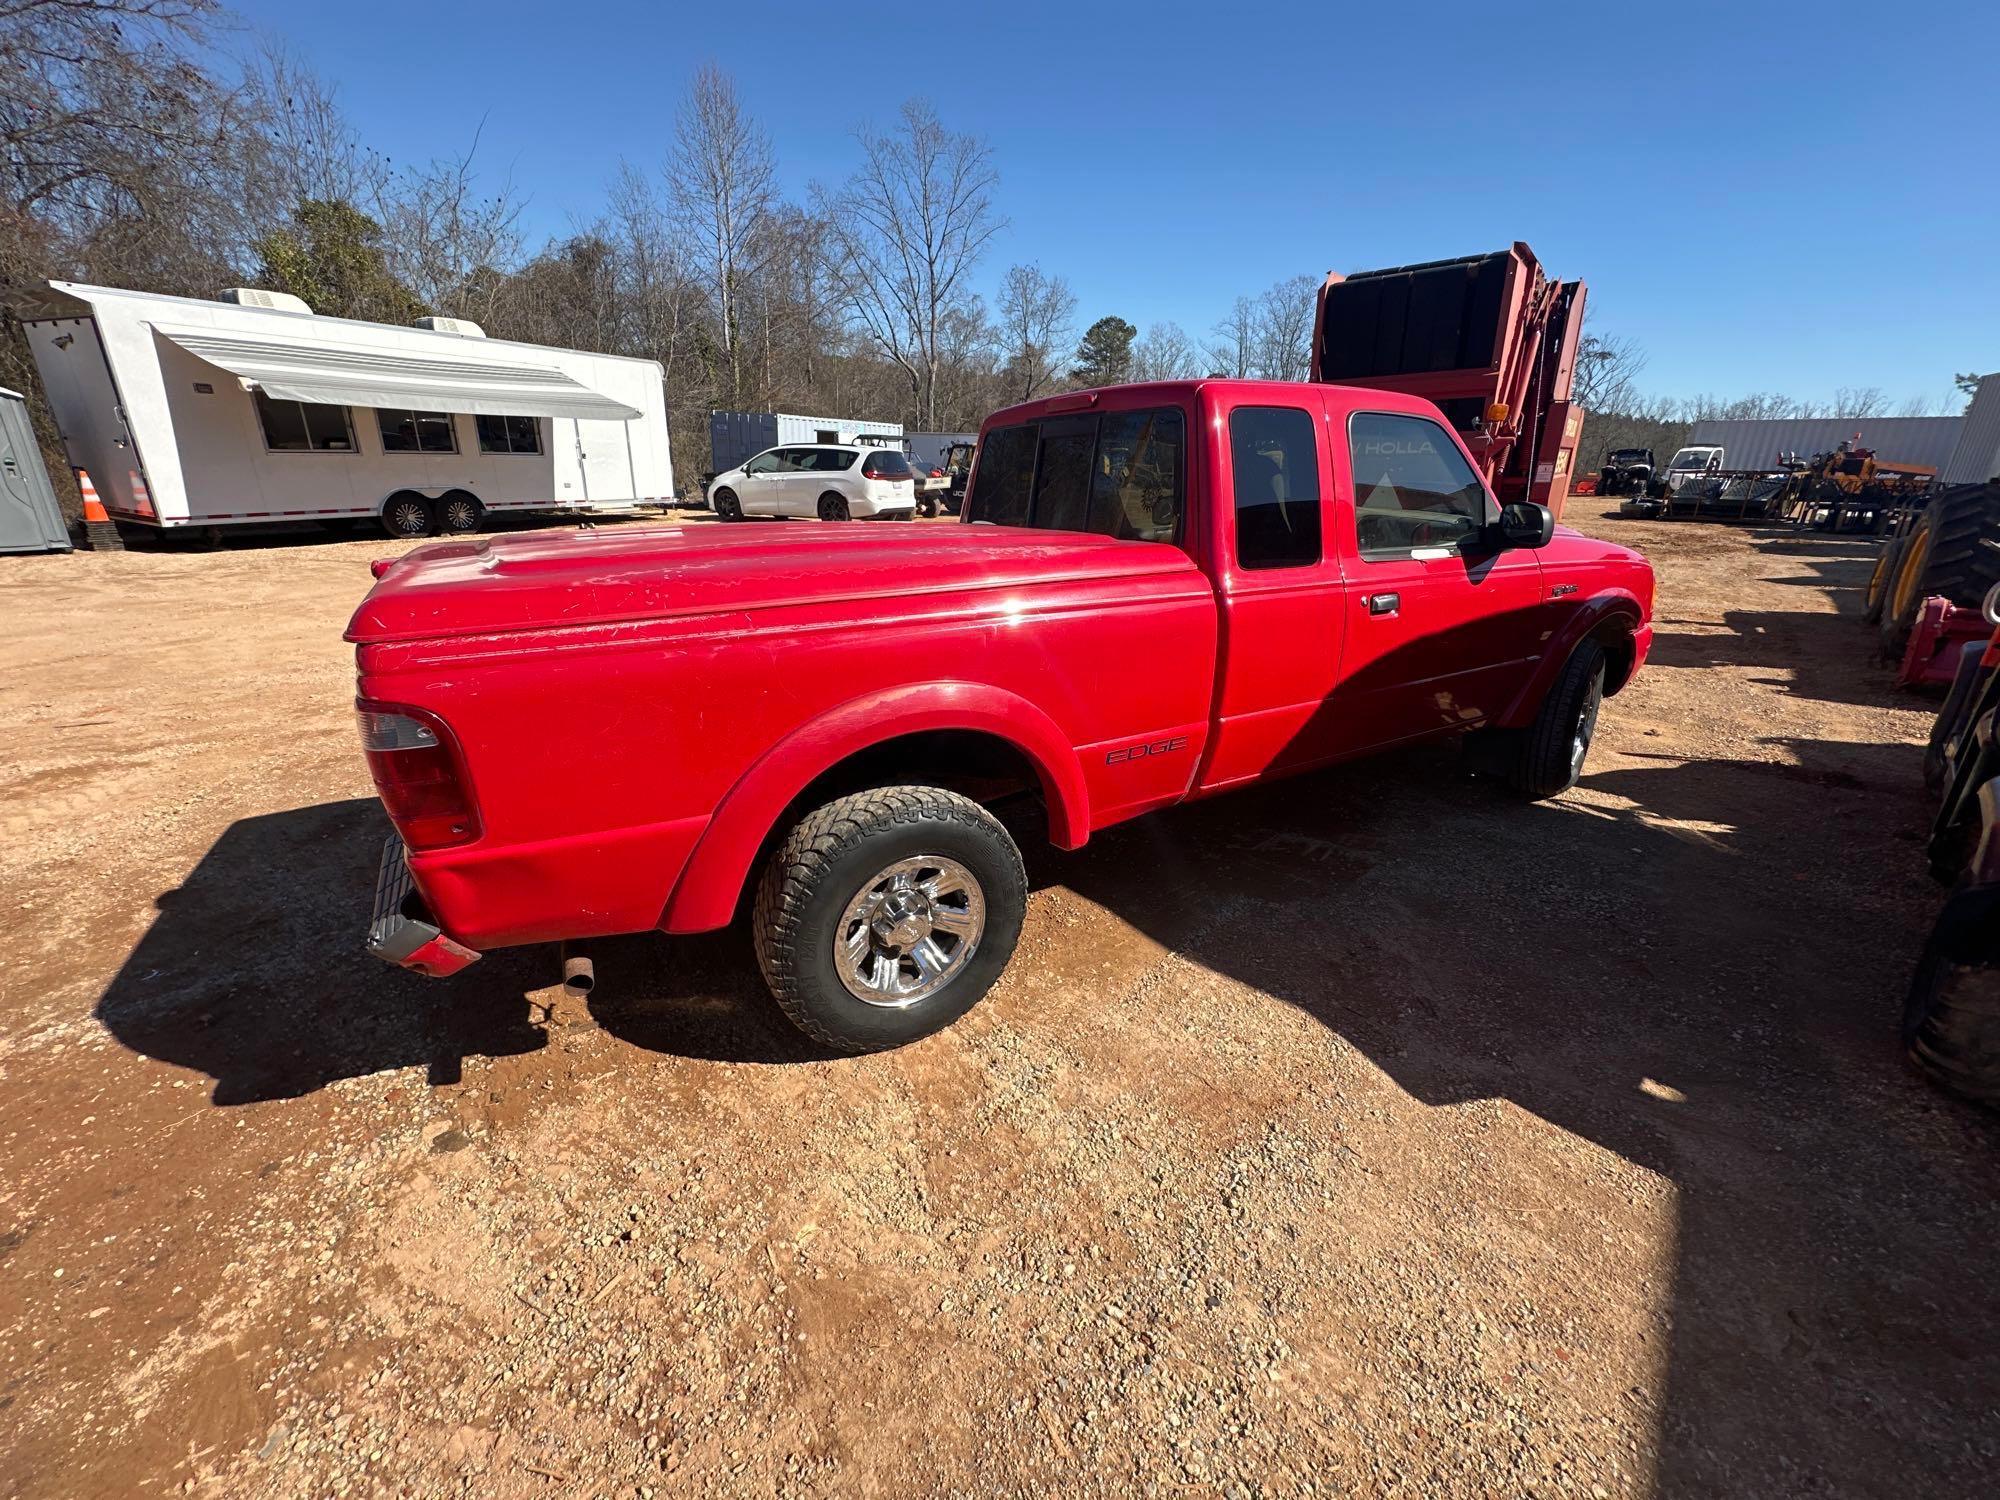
[349,379,1653,1050]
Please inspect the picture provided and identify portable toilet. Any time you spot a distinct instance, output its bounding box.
[0,388,72,553]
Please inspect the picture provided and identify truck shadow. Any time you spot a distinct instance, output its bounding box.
[1033,734,1999,1497]
[91,798,555,1105]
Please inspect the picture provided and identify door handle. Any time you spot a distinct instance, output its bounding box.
[1366,592,1400,616]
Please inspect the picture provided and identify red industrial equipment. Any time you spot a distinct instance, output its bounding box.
[1311,242,1586,518]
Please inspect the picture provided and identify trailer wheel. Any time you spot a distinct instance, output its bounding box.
[752,787,1027,1052]
[438,490,483,535]
[382,492,434,538]
[817,492,851,521]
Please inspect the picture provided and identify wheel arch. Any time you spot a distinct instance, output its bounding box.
[659,683,1090,934]
[1498,593,1646,727]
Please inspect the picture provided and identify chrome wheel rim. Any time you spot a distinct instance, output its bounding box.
[443,498,477,530]
[1572,686,1602,778]
[390,501,428,535]
[831,855,984,1008]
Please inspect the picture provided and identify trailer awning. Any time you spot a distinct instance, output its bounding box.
[152,324,642,421]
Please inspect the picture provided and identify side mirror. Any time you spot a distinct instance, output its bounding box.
[1494,501,1555,550]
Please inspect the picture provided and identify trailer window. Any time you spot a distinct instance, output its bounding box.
[476,415,543,455]
[1230,407,1321,569]
[377,409,458,454]
[1349,412,1489,559]
[255,391,353,452]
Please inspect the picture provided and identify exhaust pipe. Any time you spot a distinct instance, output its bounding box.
[561,949,595,998]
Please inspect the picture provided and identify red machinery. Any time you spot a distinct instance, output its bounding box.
[1311,242,1586,518]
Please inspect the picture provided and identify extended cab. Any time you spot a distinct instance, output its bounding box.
[349,379,1654,1050]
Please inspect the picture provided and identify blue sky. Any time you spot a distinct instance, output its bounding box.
[233,0,1996,410]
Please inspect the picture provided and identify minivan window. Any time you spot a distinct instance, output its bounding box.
[966,407,1184,541]
[1229,407,1321,569]
[865,449,912,478]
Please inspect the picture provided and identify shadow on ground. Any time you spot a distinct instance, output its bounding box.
[92,524,1999,1497]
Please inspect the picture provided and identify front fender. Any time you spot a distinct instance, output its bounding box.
[658,681,1090,934]
[1497,590,1647,729]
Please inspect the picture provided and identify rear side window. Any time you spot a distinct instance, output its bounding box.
[1348,412,1488,558]
[966,408,1184,541]
[967,425,1036,527]
[808,449,858,471]
[1229,407,1321,569]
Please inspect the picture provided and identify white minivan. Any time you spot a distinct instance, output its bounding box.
[707,443,917,521]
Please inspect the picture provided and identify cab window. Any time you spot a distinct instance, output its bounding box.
[1229,407,1321,569]
[966,408,1183,541]
[1348,412,1489,559]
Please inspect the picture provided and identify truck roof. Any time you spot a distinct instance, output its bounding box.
[981,378,1439,431]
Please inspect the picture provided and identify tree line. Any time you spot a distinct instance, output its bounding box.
[2,1,1970,513]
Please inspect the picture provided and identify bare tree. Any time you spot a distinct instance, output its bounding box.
[667,63,774,408]
[1831,385,1887,420]
[380,127,523,322]
[1573,330,1646,413]
[1132,321,1200,382]
[995,262,1074,401]
[1207,297,1256,378]
[247,43,386,213]
[1252,273,1318,381]
[819,100,1003,428]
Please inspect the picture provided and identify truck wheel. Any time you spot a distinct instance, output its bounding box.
[382,492,434,538]
[1905,889,2000,1105]
[438,490,483,535]
[817,493,852,521]
[1505,638,1607,800]
[752,787,1028,1052]
[713,488,743,521]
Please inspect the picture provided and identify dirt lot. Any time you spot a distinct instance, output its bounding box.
[3,512,1997,1498]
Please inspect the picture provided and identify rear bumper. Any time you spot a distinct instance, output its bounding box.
[367,835,482,977]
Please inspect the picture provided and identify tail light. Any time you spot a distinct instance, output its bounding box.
[355,702,481,849]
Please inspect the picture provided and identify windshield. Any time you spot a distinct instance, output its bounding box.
[1668,449,1714,470]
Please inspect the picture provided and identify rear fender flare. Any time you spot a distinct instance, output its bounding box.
[1499,591,1645,728]
[659,682,1089,934]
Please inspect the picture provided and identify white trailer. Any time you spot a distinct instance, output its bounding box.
[19,281,674,537]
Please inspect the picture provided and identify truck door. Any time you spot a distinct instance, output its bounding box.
[1195,392,1352,790]
[1330,409,1546,745]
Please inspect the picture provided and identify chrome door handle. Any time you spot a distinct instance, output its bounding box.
[1366,592,1400,616]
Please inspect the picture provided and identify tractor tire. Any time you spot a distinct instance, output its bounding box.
[1862,536,1907,625]
[1907,482,2000,609]
[1881,513,1938,660]
[1904,887,2000,1106]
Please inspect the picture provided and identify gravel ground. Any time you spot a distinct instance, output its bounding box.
[1,510,1996,1498]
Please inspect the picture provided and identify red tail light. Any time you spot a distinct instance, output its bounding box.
[355,702,481,849]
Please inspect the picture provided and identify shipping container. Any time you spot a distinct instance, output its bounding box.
[707,411,903,477]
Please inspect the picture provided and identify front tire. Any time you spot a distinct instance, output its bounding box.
[752,787,1027,1052]
[1502,638,1608,800]
[713,488,743,521]
[1905,889,2000,1105]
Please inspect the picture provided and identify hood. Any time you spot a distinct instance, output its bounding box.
[346,522,1201,644]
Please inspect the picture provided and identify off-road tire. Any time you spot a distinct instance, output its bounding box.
[1505,638,1607,800]
[1905,888,2000,1105]
[1907,482,2000,610]
[752,787,1027,1052]
[817,492,851,521]
[713,488,743,521]
[1862,535,1906,625]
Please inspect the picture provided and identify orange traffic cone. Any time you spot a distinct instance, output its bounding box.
[76,468,123,552]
